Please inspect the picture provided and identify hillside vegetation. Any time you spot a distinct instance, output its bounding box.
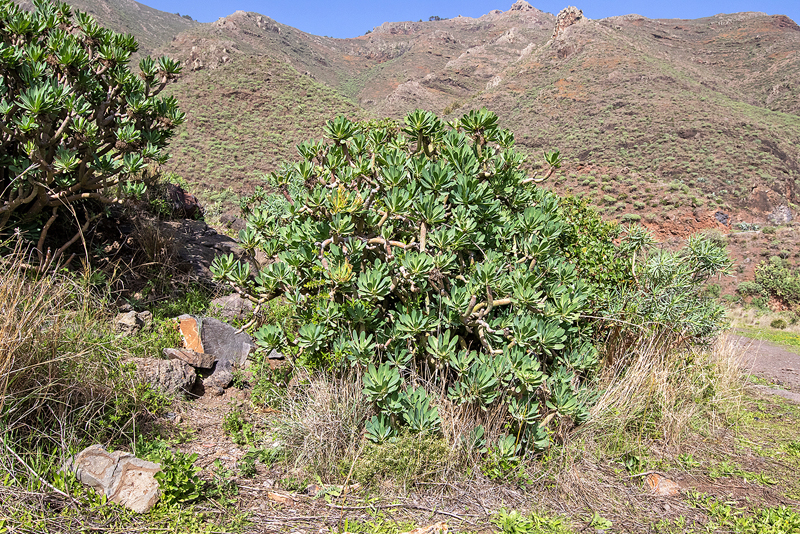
[2,2,800,534]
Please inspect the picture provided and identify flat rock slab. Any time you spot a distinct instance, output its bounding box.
[177,316,255,390]
[64,445,161,513]
[164,347,216,369]
[126,357,196,395]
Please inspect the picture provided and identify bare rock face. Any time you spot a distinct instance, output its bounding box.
[767,205,793,225]
[209,293,254,323]
[63,445,161,513]
[126,358,196,395]
[552,6,585,39]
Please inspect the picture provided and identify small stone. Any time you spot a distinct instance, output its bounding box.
[401,523,448,534]
[305,483,323,496]
[164,347,216,369]
[645,473,681,497]
[137,310,153,329]
[205,370,233,390]
[63,445,161,513]
[115,311,142,336]
[207,385,225,396]
[210,293,254,322]
[267,491,294,505]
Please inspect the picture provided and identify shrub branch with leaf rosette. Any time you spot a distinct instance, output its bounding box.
[212,109,727,455]
[0,0,184,269]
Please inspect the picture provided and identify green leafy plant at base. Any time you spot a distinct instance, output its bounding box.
[0,0,184,269]
[492,508,577,534]
[222,409,258,446]
[212,109,730,457]
[145,449,201,505]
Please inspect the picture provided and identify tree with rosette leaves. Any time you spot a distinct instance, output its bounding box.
[0,0,184,269]
[212,109,727,457]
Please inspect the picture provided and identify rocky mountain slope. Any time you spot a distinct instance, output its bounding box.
[16,0,800,228]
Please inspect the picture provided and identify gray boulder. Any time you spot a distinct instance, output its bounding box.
[177,315,256,391]
[63,445,161,513]
[126,358,196,395]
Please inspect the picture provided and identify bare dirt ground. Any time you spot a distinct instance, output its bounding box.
[731,333,800,402]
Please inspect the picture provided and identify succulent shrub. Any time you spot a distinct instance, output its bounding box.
[212,109,703,454]
[0,0,184,268]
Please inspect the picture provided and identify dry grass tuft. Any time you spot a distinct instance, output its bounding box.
[590,333,745,446]
[0,242,147,482]
[274,372,371,479]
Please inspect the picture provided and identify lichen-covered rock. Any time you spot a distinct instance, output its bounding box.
[768,205,793,225]
[126,358,196,395]
[63,445,161,513]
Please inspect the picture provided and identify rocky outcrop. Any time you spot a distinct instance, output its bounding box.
[552,6,586,39]
[166,184,204,219]
[509,0,535,12]
[63,445,161,513]
[767,205,793,225]
[158,219,243,279]
[178,316,256,391]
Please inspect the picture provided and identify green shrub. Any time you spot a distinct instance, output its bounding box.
[213,109,729,455]
[353,430,450,486]
[0,0,184,268]
[762,226,777,235]
[621,213,641,222]
[754,256,800,307]
[770,319,787,330]
[737,281,765,297]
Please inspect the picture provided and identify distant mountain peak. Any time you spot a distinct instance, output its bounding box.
[509,0,536,12]
[552,6,586,39]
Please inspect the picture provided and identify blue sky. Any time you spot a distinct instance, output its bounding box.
[142,0,800,38]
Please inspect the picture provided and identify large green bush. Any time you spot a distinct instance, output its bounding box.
[0,0,183,267]
[754,256,800,308]
[213,109,728,454]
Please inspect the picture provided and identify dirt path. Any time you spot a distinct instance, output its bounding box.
[730,333,800,403]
